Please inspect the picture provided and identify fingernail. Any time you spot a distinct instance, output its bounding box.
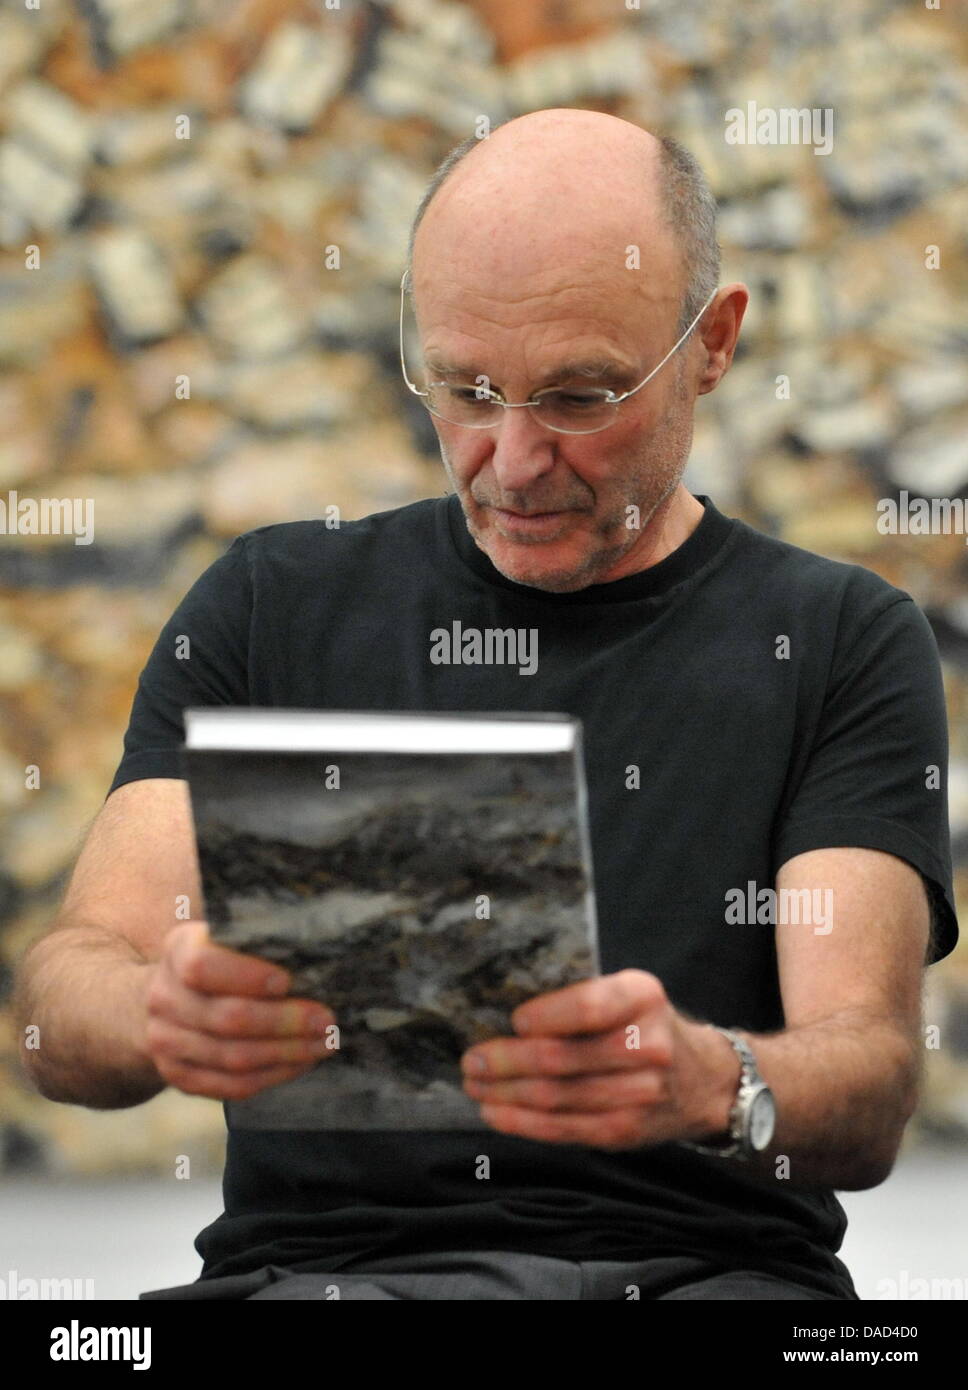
[266,972,290,995]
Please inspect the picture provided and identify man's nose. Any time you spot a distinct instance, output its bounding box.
[486,404,558,493]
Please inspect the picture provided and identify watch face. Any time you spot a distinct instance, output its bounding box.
[750,1088,776,1151]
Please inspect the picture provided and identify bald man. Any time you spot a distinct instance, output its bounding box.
[16,110,958,1302]
[406,109,730,594]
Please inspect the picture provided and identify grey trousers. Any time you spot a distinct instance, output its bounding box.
[140,1249,853,1300]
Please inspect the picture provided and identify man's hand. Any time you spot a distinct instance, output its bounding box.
[144,919,339,1101]
[461,968,739,1150]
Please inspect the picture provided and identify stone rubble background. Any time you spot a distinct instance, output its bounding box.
[0,0,965,1174]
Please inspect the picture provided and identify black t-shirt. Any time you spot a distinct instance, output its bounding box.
[107,491,959,1299]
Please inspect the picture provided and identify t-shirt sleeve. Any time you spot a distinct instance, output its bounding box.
[106,535,252,798]
[771,591,960,966]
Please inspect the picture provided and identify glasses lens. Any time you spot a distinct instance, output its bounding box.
[424,384,618,433]
[424,383,503,427]
[533,389,617,434]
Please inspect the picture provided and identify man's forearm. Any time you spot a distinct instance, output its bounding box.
[699,1012,920,1190]
[13,924,166,1109]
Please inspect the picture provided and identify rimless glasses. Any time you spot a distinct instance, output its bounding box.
[399,271,719,435]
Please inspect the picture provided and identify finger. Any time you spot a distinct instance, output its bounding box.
[169,920,294,999]
[463,1024,671,1081]
[147,1017,339,1073]
[151,971,335,1041]
[155,1056,321,1102]
[510,968,665,1039]
[463,1066,669,1113]
[479,1102,647,1150]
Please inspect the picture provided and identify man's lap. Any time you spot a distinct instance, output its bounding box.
[140,1249,849,1300]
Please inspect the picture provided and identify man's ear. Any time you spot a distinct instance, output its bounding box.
[695,284,748,396]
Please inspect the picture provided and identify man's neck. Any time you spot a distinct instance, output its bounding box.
[638,488,705,570]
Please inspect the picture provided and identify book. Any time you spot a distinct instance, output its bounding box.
[180,708,600,1130]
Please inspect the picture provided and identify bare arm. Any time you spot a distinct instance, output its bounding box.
[12,778,335,1110]
[14,921,164,1109]
[13,780,203,1107]
[709,845,931,1189]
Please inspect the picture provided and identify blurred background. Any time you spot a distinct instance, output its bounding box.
[0,0,966,1299]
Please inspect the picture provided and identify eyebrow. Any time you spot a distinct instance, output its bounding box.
[423,357,638,388]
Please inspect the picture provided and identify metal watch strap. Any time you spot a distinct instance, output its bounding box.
[682,1026,755,1159]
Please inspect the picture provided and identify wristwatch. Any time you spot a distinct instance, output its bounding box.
[683,1027,776,1160]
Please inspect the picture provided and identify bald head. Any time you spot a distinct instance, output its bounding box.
[400,109,745,596]
[407,110,719,335]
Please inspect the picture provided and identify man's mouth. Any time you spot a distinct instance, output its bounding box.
[491,507,572,532]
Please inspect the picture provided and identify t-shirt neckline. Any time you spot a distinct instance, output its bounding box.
[443,490,735,605]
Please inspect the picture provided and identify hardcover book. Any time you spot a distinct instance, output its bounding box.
[180,708,600,1130]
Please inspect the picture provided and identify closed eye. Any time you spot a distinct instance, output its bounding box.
[542,390,611,408]
[442,385,495,401]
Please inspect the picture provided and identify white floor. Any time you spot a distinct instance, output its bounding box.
[0,1142,964,1300]
[0,1174,217,1299]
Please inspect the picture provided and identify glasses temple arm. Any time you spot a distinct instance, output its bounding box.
[618,285,719,403]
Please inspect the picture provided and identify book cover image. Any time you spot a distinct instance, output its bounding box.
[181,714,600,1130]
